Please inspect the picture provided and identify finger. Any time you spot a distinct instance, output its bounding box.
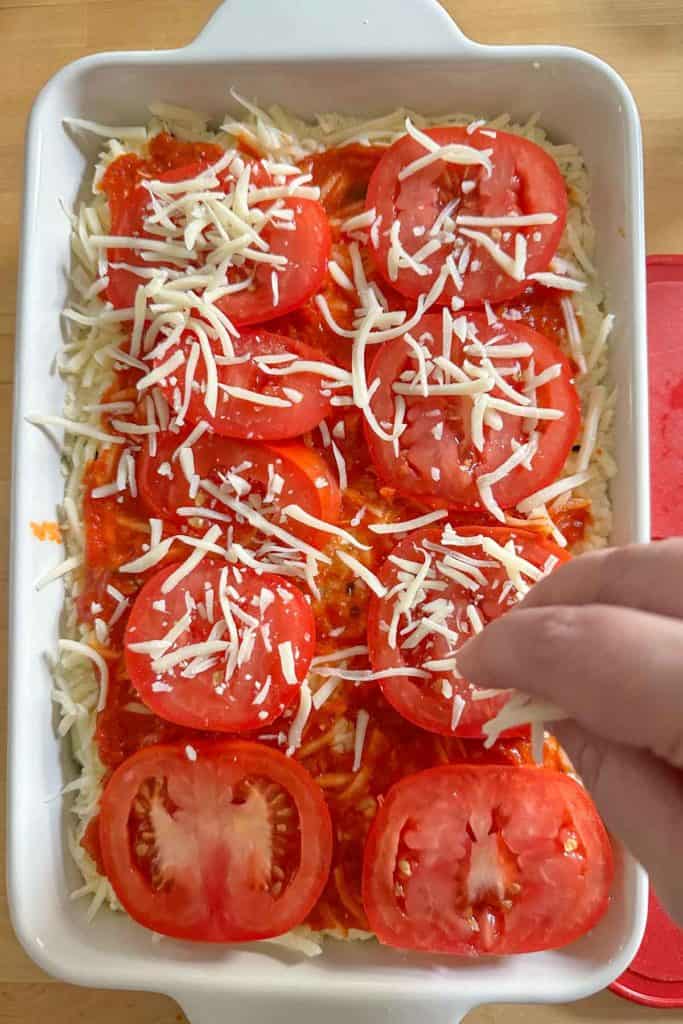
[457,603,683,765]
[518,540,683,619]
[555,720,683,927]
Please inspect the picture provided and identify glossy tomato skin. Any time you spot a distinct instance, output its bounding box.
[362,764,613,956]
[102,142,331,325]
[365,313,580,511]
[125,562,315,732]
[102,144,224,310]
[156,330,335,441]
[137,430,341,538]
[216,198,331,326]
[366,126,567,308]
[99,740,333,942]
[367,526,570,737]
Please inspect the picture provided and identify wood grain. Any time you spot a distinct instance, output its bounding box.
[2,0,682,1020]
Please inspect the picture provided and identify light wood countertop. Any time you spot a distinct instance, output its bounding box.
[1,0,682,1019]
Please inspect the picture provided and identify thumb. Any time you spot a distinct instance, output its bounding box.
[555,720,683,926]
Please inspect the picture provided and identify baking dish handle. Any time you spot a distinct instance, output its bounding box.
[185,0,475,60]
[174,993,475,1024]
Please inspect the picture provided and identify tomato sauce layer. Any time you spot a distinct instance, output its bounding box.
[78,135,588,936]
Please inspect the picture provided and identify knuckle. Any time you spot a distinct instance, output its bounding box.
[657,537,683,563]
[530,606,591,668]
[601,539,683,607]
[655,732,683,770]
[598,545,627,593]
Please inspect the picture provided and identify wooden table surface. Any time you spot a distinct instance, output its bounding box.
[2,0,683,1020]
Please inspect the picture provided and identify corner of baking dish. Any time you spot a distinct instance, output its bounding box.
[9,0,649,1017]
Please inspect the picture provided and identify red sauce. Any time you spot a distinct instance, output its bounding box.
[498,282,567,347]
[79,137,587,935]
[306,144,384,222]
[100,133,224,204]
[83,449,151,571]
[81,816,106,876]
[552,498,592,548]
[96,661,203,770]
[269,145,404,367]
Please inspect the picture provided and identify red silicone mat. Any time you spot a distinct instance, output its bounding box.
[646,255,683,540]
[609,255,683,1007]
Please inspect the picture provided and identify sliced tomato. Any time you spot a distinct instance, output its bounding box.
[362,764,613,955]
[83,446,153,571]
[365,313,580,510]
[366,525,569,737]
[267,238,406,370]
[125,561,315,732]
[99,740,333,942]
[156,330,336,440]
[366,126,567,307]
[102,142,330,324]
[215,198,331,326]
[137,429,341,541]
[102,142,225,310]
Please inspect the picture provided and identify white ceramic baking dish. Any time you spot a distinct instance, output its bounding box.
[9,0,650,1020]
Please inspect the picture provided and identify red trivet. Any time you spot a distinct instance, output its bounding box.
[609,255,683,1007]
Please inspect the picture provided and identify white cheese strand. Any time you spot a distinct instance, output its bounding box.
[58,639,109,712]
[287,682,312,755]
[369,509,448,535]
[399,143,492,181]
[352,710,370,771]
[336,551,387,597]
[576,385,605,473]
[516,471,593,514]
[35,555,82,591]
[281,505,370,552]
[278,641,299,686]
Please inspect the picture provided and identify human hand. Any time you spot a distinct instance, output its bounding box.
[457,540,683,925]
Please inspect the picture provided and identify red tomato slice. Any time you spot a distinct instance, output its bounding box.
[83,446,153,571]
[362,764,613,955]
[156,330,336,440]
[103,156,227,310]
[125,561,315,732]
[366,526,569,737]
[99,740,333,942]
[365,313,580,510]
[137,430,341,540]
[102,146,330,324]
[215,198,331,326]
[366,126,567,307]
